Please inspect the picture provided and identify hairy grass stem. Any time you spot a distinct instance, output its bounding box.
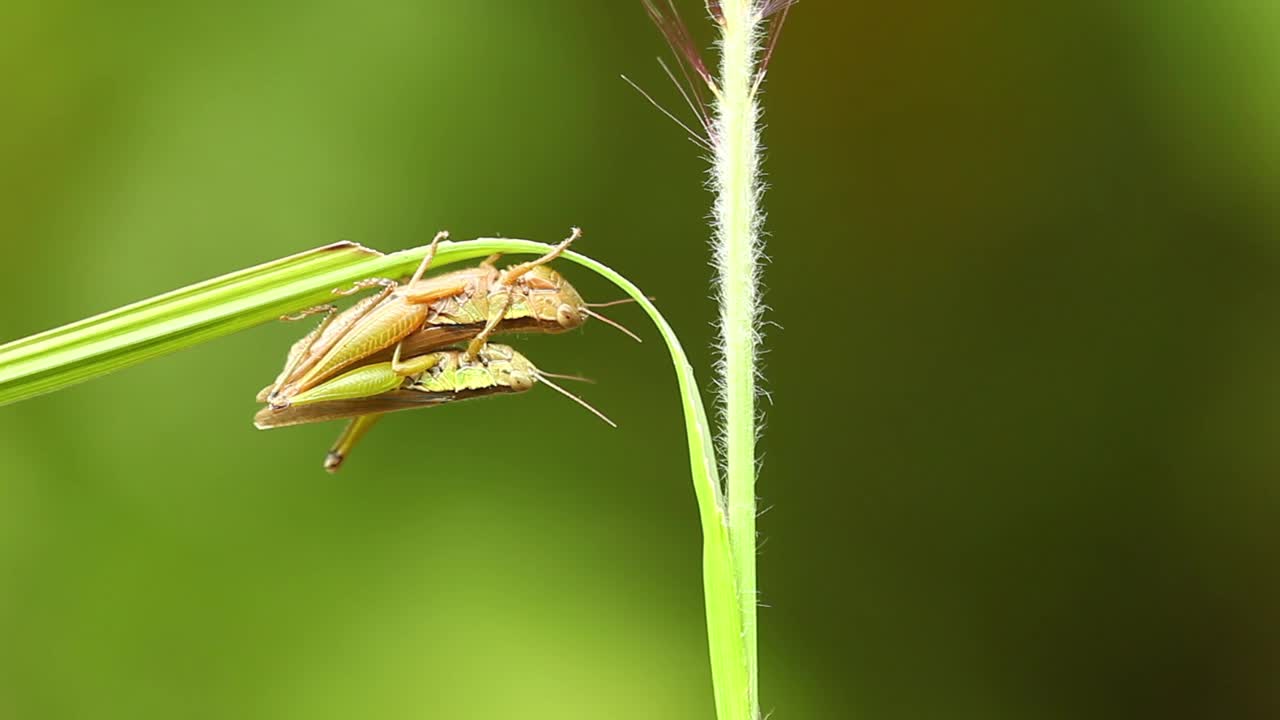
[641,1,789,716]
[713,5,767,717]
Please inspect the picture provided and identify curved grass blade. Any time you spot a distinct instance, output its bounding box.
[0,237,748,719]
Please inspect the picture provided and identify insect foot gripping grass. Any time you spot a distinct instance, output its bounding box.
[260,227,641,412]
[0,232,738,720]
[635,1,794,718]
[253,342,614,472]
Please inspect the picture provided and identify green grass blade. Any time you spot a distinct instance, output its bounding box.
[0,237,750,720]
[0,241,497,407]
[556,247,750,720]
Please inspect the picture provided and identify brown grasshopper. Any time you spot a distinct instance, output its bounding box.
[255,343,612,472]
[262,228,637,410]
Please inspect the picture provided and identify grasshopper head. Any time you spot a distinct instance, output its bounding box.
[478,343,538,391]
[521,265,587,330]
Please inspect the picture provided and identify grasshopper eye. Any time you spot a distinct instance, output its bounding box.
[557,304,582,329]
[510,371,535,391]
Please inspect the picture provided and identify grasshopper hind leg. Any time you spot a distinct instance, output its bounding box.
[390,343,445,376]
[498,227,580,284]
[407,230,449,285]
[324,414,384,473]
[264,306,340,403]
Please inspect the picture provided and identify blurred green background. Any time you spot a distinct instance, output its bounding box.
[2,2,1278,718]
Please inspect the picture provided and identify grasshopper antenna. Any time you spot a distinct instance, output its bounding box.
[536,370,596,384]
[582,309,642,343]
[535,372,616,427]
[585,297,655,308]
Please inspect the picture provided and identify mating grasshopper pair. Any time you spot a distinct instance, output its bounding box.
[255,229,633,472]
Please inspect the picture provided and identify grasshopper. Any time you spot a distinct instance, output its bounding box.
[255,343,612,472]
[262,228,637,410]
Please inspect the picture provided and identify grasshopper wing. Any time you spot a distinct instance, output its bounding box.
[254,385,522,429]
[254,390,458,429]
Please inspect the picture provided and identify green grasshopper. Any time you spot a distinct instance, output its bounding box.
[262,228,637,410]
[255,343,612,472]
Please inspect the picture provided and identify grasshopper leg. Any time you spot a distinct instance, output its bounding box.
[464,294,514,359]
[288,351,442,407]
[280,304,337,322]
[325,230,445,302]
[274,284,400,405]
[265,306,340,402]
[407,230,449,285]
[390,344,445,376]
[498,227,580,284]
[289,362,408,406]
[479,253,503,270]
[324,414,384,473]
[399,276,478,306]
[333,278,396,297]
